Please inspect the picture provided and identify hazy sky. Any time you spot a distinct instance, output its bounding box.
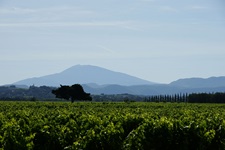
[0,0,225,85]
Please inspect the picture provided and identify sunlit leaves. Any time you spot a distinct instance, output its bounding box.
[0,102,225,149]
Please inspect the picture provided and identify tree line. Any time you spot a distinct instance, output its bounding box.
[0,85,55,101]
[144,92,225,103]
[145,93,189,102]
[0,84,92,102]
[0,85,224,103]
[188,93,225,103]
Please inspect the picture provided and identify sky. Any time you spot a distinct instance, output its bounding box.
[0,0,225,85]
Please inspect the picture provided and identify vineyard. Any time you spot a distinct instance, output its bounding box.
[0,102,225,150]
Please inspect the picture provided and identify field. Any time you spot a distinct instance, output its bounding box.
[0,102,225,150]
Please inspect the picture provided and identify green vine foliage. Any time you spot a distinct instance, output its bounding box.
[0,102,225,149]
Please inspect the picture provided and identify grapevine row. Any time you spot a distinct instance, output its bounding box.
[0,102,225,149]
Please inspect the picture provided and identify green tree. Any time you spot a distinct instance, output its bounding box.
[52,84,92,102]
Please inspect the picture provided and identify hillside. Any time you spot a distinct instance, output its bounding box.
[170,77,225,88]
[13,65,225,95]
[14,65,155,86]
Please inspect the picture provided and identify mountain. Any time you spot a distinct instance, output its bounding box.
[170,76,225,88]
[14,65,155,86]
[82,84,184,95]
[81,76,225,95]
[13,65,225,95]
[82,84,225,95]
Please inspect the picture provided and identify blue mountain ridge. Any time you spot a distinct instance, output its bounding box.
[14,65,155,87]
[13,65,225,95]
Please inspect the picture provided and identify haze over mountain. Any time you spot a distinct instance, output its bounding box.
[82,84,225,95]
[170,77,225,88]
[12,64,225,95]
[14,65,155,86]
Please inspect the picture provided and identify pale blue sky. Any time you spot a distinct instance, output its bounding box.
[0,0,225,85]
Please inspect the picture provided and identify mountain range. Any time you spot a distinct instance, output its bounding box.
[13,65,225,95]
[14,65,154,86]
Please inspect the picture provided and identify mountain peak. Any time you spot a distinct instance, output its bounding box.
[63,64,110,72]
[14,65,155,86]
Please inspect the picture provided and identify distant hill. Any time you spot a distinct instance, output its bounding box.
[170,76,225,88]
[82,76,225,95]
[13,65,225,95]
[82,84,183,95]
[14,65,155,86]
[82,84,225,95]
